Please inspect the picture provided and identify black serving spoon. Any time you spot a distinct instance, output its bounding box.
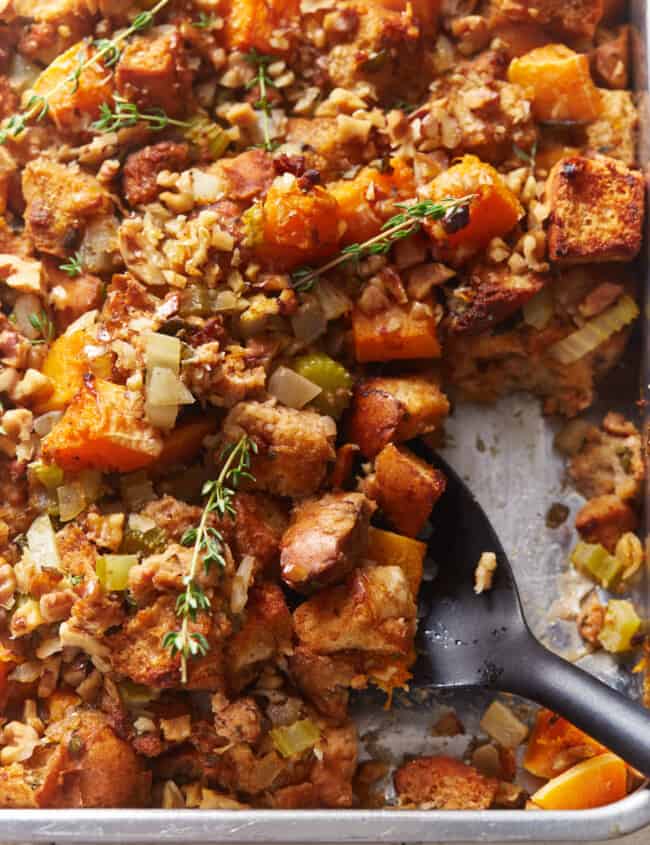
[413,448,650,777]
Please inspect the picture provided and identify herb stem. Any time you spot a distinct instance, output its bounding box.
[245,50,277,153]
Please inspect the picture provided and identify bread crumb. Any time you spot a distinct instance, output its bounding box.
[474,551,497,594]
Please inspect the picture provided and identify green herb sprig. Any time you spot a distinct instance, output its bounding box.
[193,12,217,29]
[513,141,538,168]
[292,195,475,292]
[162,435,257,683]
[93,97,192,133]
[0,0,171,145]
[29,311,55,345]
[59,252,83,277]
[244,49,278,153]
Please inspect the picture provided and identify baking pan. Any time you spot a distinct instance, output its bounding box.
[3,0,650,841]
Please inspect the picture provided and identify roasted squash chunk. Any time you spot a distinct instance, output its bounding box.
[352,301,441,363]
[37,330,93,413]
[256,178,341,271]
[524,709,606,779]
[43,378,163,472]
[426,155,522,253]
[31,41,115,132]
[531,753,627,810]
[223,0,300,54]
[547,155,644,264]
[366,527,426,597]
[507,45,602,124]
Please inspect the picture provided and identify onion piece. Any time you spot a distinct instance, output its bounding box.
[57,483,86,522]
[231,554,256,615]
[270,719,321,759]
[64,309,98,336]
[145,401,178,430]
[145,333,181,375]
[120,471,156,509]
[33,411,63,437]
[290,298,327,344]
[147,367,195,406]
[549,295,639,365]
[27,514,61,570]
[315,279,352,322]
[12,293,42,340]
[268,366,322,410]
[522,287,553,330]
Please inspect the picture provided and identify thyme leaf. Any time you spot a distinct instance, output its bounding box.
[92,97,192,133]
[59,252,83,277]
[28,311,55,345]
[244,49,278,153]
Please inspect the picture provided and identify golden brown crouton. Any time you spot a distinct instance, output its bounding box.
[493,0,604,38]
[222,401,336,498]
[22,159,114,258]
[394,755,498,809]
[281,492,375,593]
[569,415,644,501]
[36,711,151,808]
[447,265,546,335]
[585,90,637,168]
[226,583,293,692]
[365,443,446,537]
[575,494,637,552]
[348,376,450,458]
[115,27,194,118]
[290,646,363,721]
[293,565,417,656]
[547,155,644,264]
[592,26,630,90]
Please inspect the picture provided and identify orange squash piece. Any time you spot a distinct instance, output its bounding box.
[427,155,522,252]
[43,378,163,473]
[366,526,426,597]
[224,0,300,53]
[524,709,606,779]
[531,753,627,810]
[154,418,217,469]
[330,161,415,246]
[257,180,341,271]
[32,42,115,132]
[352,301,441,363]
[508,45,602,123]
[37,330,111,413]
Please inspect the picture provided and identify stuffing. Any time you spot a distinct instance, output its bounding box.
[592,26,630,90]
[585,90,637,167]
[574,494,637,552]
[222,401,337,498]
[547,155,644,264]
[348,376,450,458]
[493,0,604,38]
[122,142,190,207]
[293,565,417,656]
[363,443,446,537]
[474,551,498,594]
[22,159,114,259]
[280,492,375,592]
[394,755,498,809]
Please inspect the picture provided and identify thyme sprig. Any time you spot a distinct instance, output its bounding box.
[93,97,192,133]
[193,12,218,29]
[0,0,172,145]
[28,311,55,345]
[244,49,278,152]
[163,435,257,684]
[59,252,83,277]
[291,195,475,292]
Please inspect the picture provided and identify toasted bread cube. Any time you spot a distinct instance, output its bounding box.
[394,756,498,810]
[293,565,417,656]
[348,376,450,458]
[23,159,114,258]
[585,90,637,168]
[447,265,546,335]
[494,0,604,38]
[508,45,602,124]
[547,155,644,264]
[575,494,637,552]
[280,492,375,593]
[592,26,630,90]
[115,28,193,118]
[366,444,446,537]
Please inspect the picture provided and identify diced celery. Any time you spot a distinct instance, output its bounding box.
[241,203,264,248]
[270,719,321,758]
[32,462,64,490]
[292,353,353,418]
[184,115,230,160]
[598,600,641,653]
[121,527,167,556]
[570,542,622,589]
[119,680,158,706]
[96,554,138,591]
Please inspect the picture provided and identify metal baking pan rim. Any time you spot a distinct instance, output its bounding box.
[2,791,650,844]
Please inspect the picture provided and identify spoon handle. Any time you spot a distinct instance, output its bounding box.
[502,638,650,777]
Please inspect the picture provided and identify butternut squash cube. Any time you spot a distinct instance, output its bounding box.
[352,301,441,363]
[224,0,300,54]
[508,45,602,124]
[531,753,627,810]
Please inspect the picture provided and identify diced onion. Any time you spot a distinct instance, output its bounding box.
[147,367,195,406]
[268,366,322,410]
[128,513,157,533]
[27,514,61,570]
[96,554,138,591]
[231,555,256,615]
[12,293,42,340]
[78,469,102,503]
[64,309,98,336]
[8,661,41,683]
[120,471,156,509]
[550,295,639,365]
[145,333,181,375]
[33,411,63,437]
[145,401,178,430]
[35,636,62,660]
[57,483,86,522]
[522,287,553,331]
[270,719,321,758]
[315,279,352,322]
[290,299,327,344]
[479,700,528,749]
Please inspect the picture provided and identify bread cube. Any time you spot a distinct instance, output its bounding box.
[585,90,637,168]
[494,0,604,39]
[547,155,644,264]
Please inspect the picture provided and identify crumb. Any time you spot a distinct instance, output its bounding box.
[474,551,497,594]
